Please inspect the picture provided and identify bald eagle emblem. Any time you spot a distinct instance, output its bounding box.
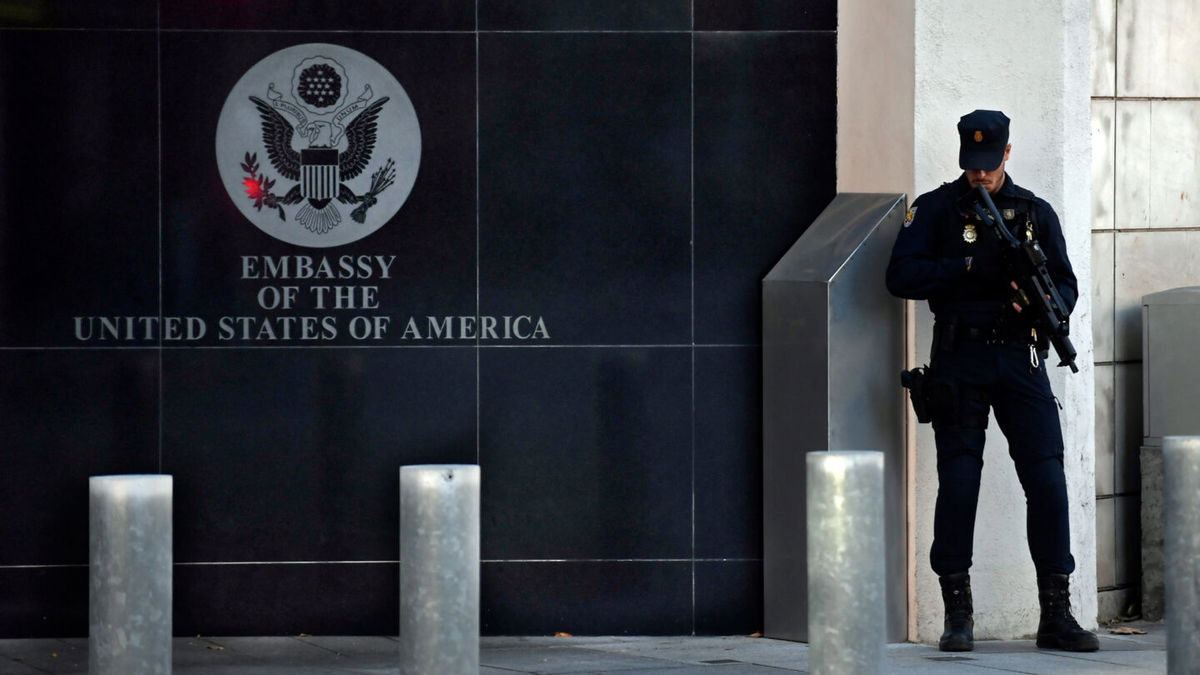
[218,44,421,248]
[238,56,395,234]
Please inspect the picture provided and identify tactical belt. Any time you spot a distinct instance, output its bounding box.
[955,325,1033,345]
[934,321,1031,347]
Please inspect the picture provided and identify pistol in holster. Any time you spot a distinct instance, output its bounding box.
[900,366,959,425]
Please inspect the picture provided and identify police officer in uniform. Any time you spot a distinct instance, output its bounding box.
[886,110,1098,653]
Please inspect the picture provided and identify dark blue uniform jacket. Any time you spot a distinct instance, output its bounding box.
[886,174,1077,330]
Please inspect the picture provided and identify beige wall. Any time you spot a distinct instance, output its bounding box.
[1091,0,1200,620]
[836,0,915,196]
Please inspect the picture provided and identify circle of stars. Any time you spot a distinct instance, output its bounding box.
[298,64,342,108]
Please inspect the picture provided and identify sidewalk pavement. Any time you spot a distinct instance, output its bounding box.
[0,621,1166,674]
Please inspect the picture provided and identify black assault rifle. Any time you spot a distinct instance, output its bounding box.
[965,184,1079,373]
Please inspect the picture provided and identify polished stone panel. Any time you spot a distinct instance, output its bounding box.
[0,350,158,567]
[1115,101,1151,230]
[694,347,761,559]
[1095,363,1116,496]
[479,348,691,559]
[479,33,691,346]
[1091,0,1116,97]
[1092,100,1115,232]
[479,0,689,30]
[1114,494,1140,587]
[0,567,88,637]
[0,0,842,638]
[1114,231,1200,361]
[1115,363,1144,493]
[695,0,835,31]
[160,32,478,347]
[174,562,398,636]
[0,0,153,28]
[481,561,691,635]
[1096,497,1116,588]
[1147,101,1200,229]
[162,348,477,563]
[694,32,836,345]
[1092,231,1115,363]
[0,31,158,348]
[163,0,473,30]
[1117,0,1200,97]
[694,560,763,635]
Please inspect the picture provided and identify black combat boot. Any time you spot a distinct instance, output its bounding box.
[938,572,974,651]
[1035,574,1099,652]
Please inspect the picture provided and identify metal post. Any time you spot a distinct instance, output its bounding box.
[399,465,480,675]
[89,475,173,675]
[1163,436,1200,674]
[806,451,885,674]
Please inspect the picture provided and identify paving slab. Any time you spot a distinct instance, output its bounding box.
[0,639,86,675]
[480,645,687,673]
[0,621,1167,675]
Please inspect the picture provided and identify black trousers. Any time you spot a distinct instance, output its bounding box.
[928,337,1076,577]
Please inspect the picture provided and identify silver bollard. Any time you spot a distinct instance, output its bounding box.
[806,451,885,675]
[399,464,480,675]
[89,475,173,675]
[1163,436,1200,674]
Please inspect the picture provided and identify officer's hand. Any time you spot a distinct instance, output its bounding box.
[1010,281,1053,313]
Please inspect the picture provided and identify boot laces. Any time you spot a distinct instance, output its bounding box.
[945,588,971,611]
[1042,589,1082,629]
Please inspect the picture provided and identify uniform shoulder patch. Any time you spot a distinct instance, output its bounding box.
[903,207,917,228]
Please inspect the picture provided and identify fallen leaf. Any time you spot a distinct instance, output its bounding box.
[1109,626,1146,635]
[748,632,763,638]
[298,633,312,638]
[553,632,573,638]
[206,644,226,651]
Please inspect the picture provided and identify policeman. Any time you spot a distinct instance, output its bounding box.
[886,110,1098,653]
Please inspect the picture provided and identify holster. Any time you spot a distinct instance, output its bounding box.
[901,366,937,424]
[901,366,985,428]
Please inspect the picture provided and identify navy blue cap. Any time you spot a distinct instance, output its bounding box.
[957,110,1010,170]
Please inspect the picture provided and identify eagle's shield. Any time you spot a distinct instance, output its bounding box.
[301,148,339,200]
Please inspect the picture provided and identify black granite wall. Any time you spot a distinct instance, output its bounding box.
[0,1,835,637]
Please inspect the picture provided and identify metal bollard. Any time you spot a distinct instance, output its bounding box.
[1163,436,1200,674]
[806,451,885,675]
[399,465,480,675]
[89,475,173,675]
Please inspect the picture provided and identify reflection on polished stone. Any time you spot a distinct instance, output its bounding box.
[479,0,689,30]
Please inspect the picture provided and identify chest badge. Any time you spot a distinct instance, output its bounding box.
[963,223,978,243]
[1002,208,1015,220]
